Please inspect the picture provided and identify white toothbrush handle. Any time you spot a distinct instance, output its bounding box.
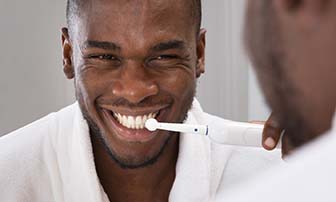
[208,122,281,148]
[150,119,281,148]
[157,122,208,135]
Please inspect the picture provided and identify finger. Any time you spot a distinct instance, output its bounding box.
[262,113,283,150]
[281,131,295,158]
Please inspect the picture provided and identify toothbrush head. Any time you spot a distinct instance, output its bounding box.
[145,118,158,131]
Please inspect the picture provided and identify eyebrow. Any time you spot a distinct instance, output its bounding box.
[82,40,121,51]
[150,40,187,52]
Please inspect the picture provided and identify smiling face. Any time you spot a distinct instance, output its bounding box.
[62,0,205,169]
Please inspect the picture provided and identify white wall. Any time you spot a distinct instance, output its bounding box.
[0,0,74,135]
[198,0,270,121]
[0,0,269,136]
[198,0,250,121]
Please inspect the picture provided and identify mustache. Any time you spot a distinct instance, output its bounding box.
[98,95,174,108]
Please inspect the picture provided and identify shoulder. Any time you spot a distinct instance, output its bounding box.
[0,103,77,200]
[0,112,57,160]
[0,103,77,156]
[211,143,282,191]
[218,136,336,202]
[224,146,281,183]
[211,145,282,199]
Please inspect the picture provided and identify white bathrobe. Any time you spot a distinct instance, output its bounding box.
[219,113,336,202]
[0,99,281,202]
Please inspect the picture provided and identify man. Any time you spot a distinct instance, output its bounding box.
[220,0,336,201]
[0,1,282,202]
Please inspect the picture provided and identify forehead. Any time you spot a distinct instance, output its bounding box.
[75,0,196,47]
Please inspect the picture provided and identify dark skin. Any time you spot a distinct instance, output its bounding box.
[60,0,286,201]
[90,132,178,201]
[262,113,295,156]
[61,0,205,201]
[246,0,336,154]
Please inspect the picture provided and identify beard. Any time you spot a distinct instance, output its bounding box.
[86,115,173,169]
[245,0,316,147]
[76,86,195,169]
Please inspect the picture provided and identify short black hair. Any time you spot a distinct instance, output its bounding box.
[66,0,202,34]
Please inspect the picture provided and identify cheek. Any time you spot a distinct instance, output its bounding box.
[158,69,196,99]
[75,69,111,106]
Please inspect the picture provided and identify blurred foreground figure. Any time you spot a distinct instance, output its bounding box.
[220,0,336,201]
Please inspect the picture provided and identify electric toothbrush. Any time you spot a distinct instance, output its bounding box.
[145,118,281,148]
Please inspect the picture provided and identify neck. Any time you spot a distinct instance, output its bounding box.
[91,135,179,202]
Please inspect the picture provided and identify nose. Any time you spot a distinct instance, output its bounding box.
[112,62,159,104]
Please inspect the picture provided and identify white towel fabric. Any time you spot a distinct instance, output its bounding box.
[219,112,336,202]
[0,99,281,202]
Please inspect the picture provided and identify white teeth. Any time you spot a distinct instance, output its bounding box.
[114,112,158,130]
[149,113,155,119]
[122,115,127,126]
[128,117,134,129]
[135,116,142,129]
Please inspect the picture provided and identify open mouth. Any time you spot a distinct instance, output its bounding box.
[100,104,170,142]
[113,112,159,130]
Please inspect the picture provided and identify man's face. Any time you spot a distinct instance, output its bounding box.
[245,0,336,147]
[63,0,205,168]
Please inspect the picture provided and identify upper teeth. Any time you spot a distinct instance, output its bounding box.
[114,112,158,130]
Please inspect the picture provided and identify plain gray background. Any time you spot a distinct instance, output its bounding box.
[0,0,269,136]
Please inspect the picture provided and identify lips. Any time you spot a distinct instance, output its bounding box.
[100,105,169,142]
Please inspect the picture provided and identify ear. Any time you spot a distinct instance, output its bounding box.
[196,28,206,78]
[61,27,75,79]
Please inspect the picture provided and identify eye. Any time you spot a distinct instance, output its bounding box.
[147,54,186,68]
[90,54,118,61]
[154,55,179,61]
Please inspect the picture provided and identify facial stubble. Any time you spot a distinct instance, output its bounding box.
[76,85,196,169]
